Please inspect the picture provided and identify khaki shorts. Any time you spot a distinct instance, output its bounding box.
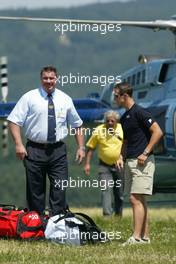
[124,155,155,195]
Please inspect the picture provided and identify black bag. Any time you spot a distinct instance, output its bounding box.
[44,211,109,245]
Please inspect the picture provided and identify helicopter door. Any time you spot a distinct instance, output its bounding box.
[146,106,167,155]
[173,111,176,146]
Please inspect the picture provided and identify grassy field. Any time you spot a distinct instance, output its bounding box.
[0,207,175,264]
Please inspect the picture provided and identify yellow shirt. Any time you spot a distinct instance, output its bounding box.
[86,123,123,165]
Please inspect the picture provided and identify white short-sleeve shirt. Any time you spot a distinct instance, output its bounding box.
[7,87,83,143]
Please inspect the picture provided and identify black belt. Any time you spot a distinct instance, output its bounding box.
[99,159,115,168]
[27,140,63,149]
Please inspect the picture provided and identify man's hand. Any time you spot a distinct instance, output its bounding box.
[137,153,148,166]
[15,144,27,160]
[84,163,90,176]
[116,156,124,170]
[75,148,85,164]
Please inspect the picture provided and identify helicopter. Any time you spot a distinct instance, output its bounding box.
[0,15,176,193]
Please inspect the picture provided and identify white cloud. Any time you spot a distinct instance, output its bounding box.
[0,0,131,9]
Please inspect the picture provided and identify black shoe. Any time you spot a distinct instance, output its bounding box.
[114,213,122,217]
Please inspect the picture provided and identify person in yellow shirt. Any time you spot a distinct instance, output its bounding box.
[84,110,124,216]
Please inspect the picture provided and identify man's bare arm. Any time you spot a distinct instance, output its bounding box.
[116,140,127,170]
[137,122,163,165]
[8,121,27,160]
[84,148,94,176]
[74,126,85,164]
[145,122,163,154]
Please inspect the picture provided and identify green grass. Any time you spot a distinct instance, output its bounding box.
[0,208,175,264]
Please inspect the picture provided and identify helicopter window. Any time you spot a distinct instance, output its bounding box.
[159,63,169,83]
[138,91,147,99]
[127,76,131,85]
[160,63,176,83]
[132,74,136,85]
[73,100,107,109]
[142,70,145,83]
[136,72,141,85]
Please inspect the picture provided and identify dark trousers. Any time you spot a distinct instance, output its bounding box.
[99,160,124,216]
[112,168,124,215]
[23,141,68,216]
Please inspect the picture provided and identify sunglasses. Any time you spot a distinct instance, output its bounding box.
[106,119,116,123]
[114,93,121,98]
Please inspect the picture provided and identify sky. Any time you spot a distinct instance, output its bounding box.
[0,0,131,9]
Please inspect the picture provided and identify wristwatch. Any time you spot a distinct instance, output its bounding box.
[143,149,149,156]
[79,146,86,151]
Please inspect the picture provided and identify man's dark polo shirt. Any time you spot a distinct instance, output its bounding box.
[120,104,155,158]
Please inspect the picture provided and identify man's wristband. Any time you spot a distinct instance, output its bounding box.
[79,146,86,151]
[143,149,149,156]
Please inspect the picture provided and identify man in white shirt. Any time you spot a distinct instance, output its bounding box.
[7,66,85,216]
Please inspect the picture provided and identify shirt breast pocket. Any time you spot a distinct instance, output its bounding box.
[30,103,45,115]
[56,112,67,124]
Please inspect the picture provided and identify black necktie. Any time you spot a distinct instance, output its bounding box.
[47,94,56,142]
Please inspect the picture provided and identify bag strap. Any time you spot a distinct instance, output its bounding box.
[16,212,45,234]
[53,211,74,224]
[54,211,99,230]
[58,211,102,234]
[0,204,28,211]
[0,204,16,210]
[74,212,108,243]
[0,210,21,218]
[74,212,98,227]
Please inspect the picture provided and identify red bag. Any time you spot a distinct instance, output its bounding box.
[17,211,45,239]
[0,206,23,238]
[0,205,46,239]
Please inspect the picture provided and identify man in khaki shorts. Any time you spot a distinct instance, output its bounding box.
[114,82,163,245]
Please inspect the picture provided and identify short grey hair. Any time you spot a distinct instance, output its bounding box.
[104,110,120,122]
